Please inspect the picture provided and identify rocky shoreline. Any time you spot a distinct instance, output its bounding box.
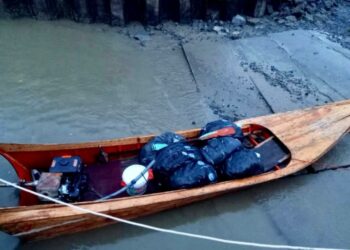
[142,0,350,50]
[1,1,349,49]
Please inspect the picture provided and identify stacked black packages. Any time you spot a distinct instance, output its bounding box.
[154,143,201,177]
[201,137,242,165]
[200,120,243,165]
[139,132,217,189]
[199,120,264,179]
[139,119,265,191]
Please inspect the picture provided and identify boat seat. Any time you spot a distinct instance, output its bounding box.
[254,137,290,172]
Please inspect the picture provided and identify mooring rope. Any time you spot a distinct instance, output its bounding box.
[0,177,346,250]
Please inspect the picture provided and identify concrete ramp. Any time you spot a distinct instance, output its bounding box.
[183,29,350,171]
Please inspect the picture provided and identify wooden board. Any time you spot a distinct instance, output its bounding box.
[110,0,124,25]
[255,137,289,172]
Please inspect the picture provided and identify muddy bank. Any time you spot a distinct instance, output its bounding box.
[1,0,349,50]
[145,0,350,49]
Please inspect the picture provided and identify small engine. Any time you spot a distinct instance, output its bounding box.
[36,156,86,202]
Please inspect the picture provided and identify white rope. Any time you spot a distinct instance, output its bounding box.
[0,178,347,250]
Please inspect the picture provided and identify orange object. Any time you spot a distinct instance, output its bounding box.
[199,126,236,140]
[148,169,154,180]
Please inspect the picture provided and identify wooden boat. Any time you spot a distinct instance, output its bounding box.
[0,100,349,242]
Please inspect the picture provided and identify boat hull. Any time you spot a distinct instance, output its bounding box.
[1,100,350,241]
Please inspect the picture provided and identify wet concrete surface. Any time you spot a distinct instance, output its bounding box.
[183,29,350,172]
[182,41,273,120]
[184,30,347,113]
[1,19,350,249]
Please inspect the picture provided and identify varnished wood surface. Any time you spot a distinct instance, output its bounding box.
[1,100,350,241]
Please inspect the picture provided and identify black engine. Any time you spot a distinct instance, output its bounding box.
[36,156,87,202]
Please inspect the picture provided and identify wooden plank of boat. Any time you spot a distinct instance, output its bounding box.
[0,100,350,241]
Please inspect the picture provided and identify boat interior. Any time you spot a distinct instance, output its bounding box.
[0,124,291,206]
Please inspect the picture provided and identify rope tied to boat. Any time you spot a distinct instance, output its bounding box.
[0,177,346,250]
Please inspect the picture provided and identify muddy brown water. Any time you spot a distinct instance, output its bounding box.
[0,19,350,249]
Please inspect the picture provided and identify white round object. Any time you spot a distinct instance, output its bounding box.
[122,164,149,195]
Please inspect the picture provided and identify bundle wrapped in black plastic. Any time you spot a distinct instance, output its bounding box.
[200,119,244,165]
[139,131,218,189]
[201,137,242,165]
[139,132,185,165]
[169,161,217,189]
[222,148,263,179]
[153,143,202,177]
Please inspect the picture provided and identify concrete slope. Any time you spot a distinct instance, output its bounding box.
[183,30,350,171]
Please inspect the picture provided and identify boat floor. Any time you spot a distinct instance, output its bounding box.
[82,158,156,200]
[83,160,125,200]
[79,134,290,202]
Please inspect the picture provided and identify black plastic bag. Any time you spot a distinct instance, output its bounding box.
[201,137,242,165]
[200,119,244,140]
[139,132,185,165]
[222,148,263,179]
[153,143,202,177]
[169,160,217,189]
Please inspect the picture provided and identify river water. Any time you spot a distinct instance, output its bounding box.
[0,19,349,250]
